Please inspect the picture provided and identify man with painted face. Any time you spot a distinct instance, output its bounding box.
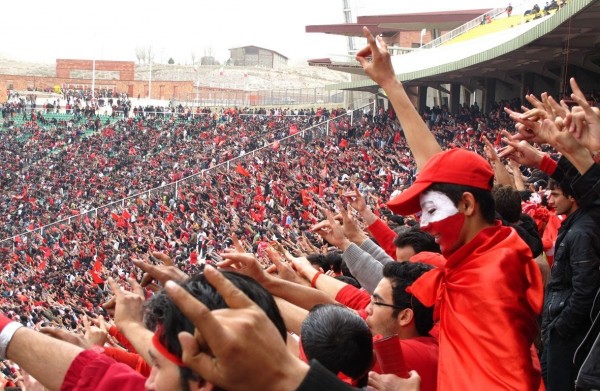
[390,147,544,391]
[356,26,544,391]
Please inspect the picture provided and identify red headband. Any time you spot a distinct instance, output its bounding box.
[152,326,185,367]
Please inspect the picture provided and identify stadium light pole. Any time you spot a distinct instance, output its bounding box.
[92,59,96,98]
[148,61,152,99]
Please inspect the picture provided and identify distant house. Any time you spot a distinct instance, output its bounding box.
[228,46,288,69]
[201,56,219,66]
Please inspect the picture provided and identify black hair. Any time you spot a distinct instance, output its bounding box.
[306,253,329,273]
[518,190,532,202]
[382,262,434,336]
[392,226,440,254]
[324,251,343,274]
[492,185,522,223]
[335,275,361,289]
[548,178,575,199]
[301,304,373,387]
[427,182,496,224]
[145,271,286,389]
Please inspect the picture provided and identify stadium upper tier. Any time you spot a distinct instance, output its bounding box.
[311,0,599,92]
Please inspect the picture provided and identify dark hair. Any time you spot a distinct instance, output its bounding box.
[492,185,522,223]
[548,178,574,199]
[427,182,496,224]
[340,260,355,280]
[518,190,532,202]
[393,226,440,254]
[324,251,343,274]
[382,262,434,336]
[145,271,286,389]
[306,253,329,273]
[301,304,373,387]
[335,275,361,289]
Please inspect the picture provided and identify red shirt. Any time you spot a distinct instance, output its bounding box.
[408,222,544,391]
[335,286,439,391]
[61,350,145,391]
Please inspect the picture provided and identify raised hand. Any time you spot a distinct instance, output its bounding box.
[165,267,309,391]
[566,77,600,153]
[134,252,188,289]
[107,277,146,332]
[218,252,269,285]
[311,207,351,250]
[355,27,397,90]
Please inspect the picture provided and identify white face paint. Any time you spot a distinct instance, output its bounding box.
[419,190,459,228]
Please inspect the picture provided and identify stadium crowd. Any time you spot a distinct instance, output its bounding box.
[0,27,599,391]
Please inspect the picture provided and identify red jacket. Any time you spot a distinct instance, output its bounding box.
[366,219,397,259]
[61,350,145,391]
[408,222,544,391]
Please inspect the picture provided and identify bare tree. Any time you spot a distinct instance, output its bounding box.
[135,47,147,64]
[147,46,155,64]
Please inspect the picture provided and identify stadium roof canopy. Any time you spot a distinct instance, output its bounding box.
[306,9,492,38]
[307,0,600,93]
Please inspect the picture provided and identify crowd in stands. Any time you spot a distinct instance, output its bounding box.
[0,28,599,390]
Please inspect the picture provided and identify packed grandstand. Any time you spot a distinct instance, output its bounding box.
[0,1,599,390]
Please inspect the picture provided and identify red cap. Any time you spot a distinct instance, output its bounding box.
[387,149,493,216]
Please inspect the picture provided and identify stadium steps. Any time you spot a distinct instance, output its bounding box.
[444,9,558,46]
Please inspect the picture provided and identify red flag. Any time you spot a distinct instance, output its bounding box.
[117,217,128,228]
[166,213,174,223]
[111,213,120,221]
[122,210,131,220]
[494,132,502,147]
[93,259,102,272]
[289,124,299,135]
[37,260,47,271]
[91,269,104,285]
[235,164,251,177]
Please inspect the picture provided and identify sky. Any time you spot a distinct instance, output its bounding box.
[0,0,512,65]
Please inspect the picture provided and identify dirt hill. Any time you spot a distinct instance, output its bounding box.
[0,58,350,90]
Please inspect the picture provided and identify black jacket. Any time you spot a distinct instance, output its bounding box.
[541,206,600,339]
[571,163,600,389]
[574,288,600,389]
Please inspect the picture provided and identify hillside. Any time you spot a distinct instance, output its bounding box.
[0,58,350,91]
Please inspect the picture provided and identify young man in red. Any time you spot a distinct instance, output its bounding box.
[356,27,544,390]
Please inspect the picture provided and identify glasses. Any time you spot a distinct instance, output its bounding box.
[370,295,403,310]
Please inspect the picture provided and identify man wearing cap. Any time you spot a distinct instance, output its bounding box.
[356,26,544,390]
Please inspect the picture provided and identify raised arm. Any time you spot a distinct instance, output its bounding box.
[5,322,83,391]
[356,26,442,169]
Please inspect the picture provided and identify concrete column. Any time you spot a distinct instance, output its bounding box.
[521,72,534,99]
[483,78,496,113]
[450,83,461,114]
[418,86,428,112]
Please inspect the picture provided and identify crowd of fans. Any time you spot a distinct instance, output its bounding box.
[0,28,599,390]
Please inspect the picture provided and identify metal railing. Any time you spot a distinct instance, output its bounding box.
[1,101,375,247]
[421,7,510,49]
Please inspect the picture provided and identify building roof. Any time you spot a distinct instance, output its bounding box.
[308,0,600,93]
[228,46,289,60]
[305,9,493,37]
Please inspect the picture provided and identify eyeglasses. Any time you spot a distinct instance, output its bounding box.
[370,295,403,310]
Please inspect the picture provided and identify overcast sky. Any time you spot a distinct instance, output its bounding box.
[0,0,512,65]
